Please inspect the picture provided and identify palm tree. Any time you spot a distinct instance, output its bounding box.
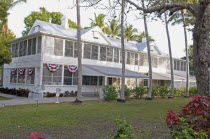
[164,12,174,98]
[124,24,137,41]
[142,0,152,100]
[135,31,155,43]
[75,0,82,103]
[168,0,197,97]
[120,0,126,101]
[90,13,106,28]
[102,19,120,38]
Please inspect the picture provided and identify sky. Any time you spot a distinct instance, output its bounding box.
[8,0,193,58]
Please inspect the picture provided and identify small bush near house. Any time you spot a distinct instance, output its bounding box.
[189,87,197,96]
[158,87,170,98]
[166,96,210,138]
[103,85,118,101]
[133,86,147,99]
[46,92,56,97]
[125,86,133,99]
[114,118,135,139]
[59,93,64,97]
[0,87,30,97]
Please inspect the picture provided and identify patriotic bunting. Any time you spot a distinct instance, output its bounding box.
[11,69,16,76]
[66,65,78,73]
[46,63,60,72]
[18,68,25,76]
[28,68,34,75]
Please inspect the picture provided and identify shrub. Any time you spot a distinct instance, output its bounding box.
[103,85,118,101]
[0,87,30,97]
[170,117,208,139]
[158,87,169,98]
[59,93,64,97]
[114,118,135,139]
[124,86,133,99]
[174,88,181,97]
[133,86,147,99]
[166,96,210,138]
[189,87,197,96]
[46,92,56,97]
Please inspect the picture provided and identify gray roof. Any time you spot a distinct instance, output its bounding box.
[84,65,148,78]
[153,72,196,81]
[29,20,157,53]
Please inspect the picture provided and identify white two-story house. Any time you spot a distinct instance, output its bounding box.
[3,16,196,97]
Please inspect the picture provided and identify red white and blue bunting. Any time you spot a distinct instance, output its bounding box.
[46,64,60,72]
[28,68,34,75]
[18,68,25,76]
[66,65,78,73]
[11,69,16,76]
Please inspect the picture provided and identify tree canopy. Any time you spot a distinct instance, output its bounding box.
[22,7,77,36]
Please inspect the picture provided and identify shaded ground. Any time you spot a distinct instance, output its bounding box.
[0,96,11,100]
[0,98,189,139]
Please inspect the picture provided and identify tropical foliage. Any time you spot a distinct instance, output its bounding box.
[166,96,210,138]
[22,7,77,36]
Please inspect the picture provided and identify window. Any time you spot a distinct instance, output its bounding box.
[126,78,131,86]
[107,47,113,62]
[99,76,103,86]
[18,69,25,84]
[15,43,19,57]
[65,40,74,57]
[114,48,119,63]
[181,62,183,71]
[82,76,97,85]
[26,68,35,84]
[174,60,177,70]
[130,52,135,65]
[74,43,78,57]
[10,69,17,83]
[135,53,138,65]
[83,43,91,59]
[139,53,143,66]
[37,36,42,54]
[63,67,78,85]
[100,46,106,61]
[23,40,27,56]
[32,38,36,55]
[127,52,130,64]
[54,38,63,56]
[183,62,186,71]
[91,45,98,60]
[12,43,15,58]
[152,56,158,68]
[19,41,23,57]
[28,39,32,55]
[120,50,122,63]
[42,64,62,85]
[144,79,148,86]
[177,61,180,70]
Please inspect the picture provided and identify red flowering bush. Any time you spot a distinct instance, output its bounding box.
[166,95,210,137]
[166,110,179,127]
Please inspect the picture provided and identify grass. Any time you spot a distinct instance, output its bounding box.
[0,96,11,100]
[0,98,189,139]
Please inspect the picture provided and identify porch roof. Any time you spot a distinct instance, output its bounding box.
[83,65,148,78]
[152,72,195,81]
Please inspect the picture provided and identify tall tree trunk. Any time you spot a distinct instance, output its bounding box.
[142,0,152,100]
[181,10,189,97]
[76,0,82,102]
[120,0,126,101]
[164,13,174,98]
[193,3,209,96]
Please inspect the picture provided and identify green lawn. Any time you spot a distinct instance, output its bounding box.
[0,98,189,139]
[0,96,11,100]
